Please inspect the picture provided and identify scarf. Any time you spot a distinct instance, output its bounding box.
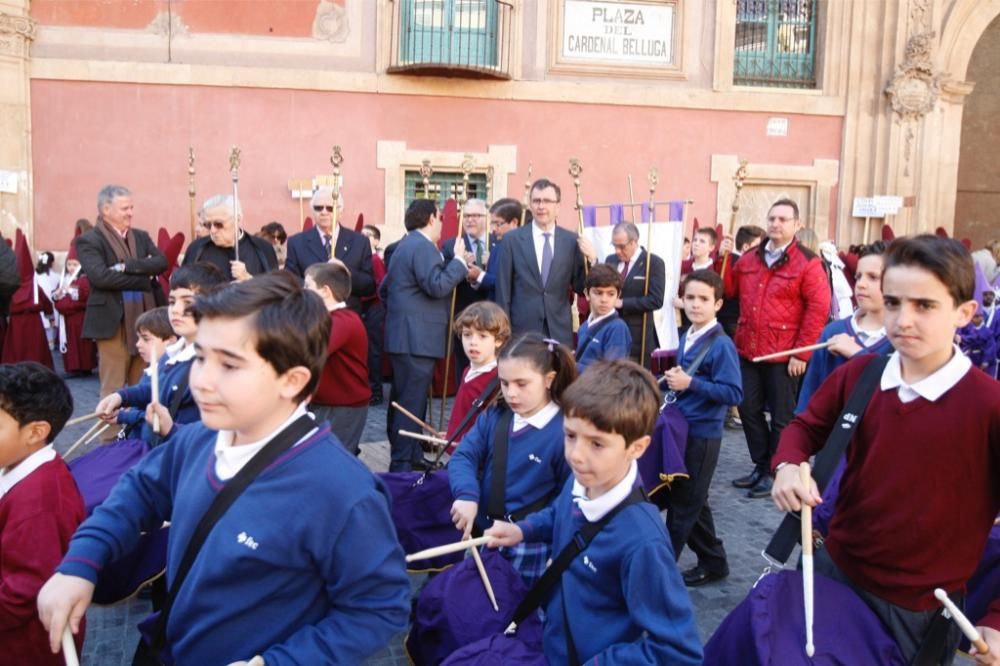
[97,219,156,354]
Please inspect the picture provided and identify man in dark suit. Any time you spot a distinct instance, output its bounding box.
[285,187,374,311]
[603,222,666,368]
[478,198,525,302]
[75,185,167,403]
[381,199,471,471]
[182,194,278,281]
[495,178,588,347]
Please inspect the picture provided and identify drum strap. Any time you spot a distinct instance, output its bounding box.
[148,415,317,657]
[507,485,647,665]
[425,376,500,472]
[764,355,889,564]
[575,313,618,360]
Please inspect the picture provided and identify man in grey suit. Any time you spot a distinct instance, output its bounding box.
[381,199,472,471]
[495,178,588,347]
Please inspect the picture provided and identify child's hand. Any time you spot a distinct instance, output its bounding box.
[826,333,862,359]
[664,367,692,391]
[450,500,478,537]
[771,463,821,512]
[484,520,523,548]
[96,393,123,422]
[145,402,173,436]
[37,573,95,654]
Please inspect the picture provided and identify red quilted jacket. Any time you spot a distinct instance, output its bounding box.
[725,240,831,362]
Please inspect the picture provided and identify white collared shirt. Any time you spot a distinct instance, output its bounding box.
[616,248,642,279]
[531,222,556,275]
[165,338,196,366]
[512,400,560,434]
[213,403,314,481]
[572,460,638,521]
[684,318,718,354]
[465,359,497,383]
[587,310,615,327]
[691,257,714,271]
[328,302,347,313]
[320,224,340,254]
[850,312,887,348]
[764,239,793,267]
[0,445,56,499]
[880,346,971,404]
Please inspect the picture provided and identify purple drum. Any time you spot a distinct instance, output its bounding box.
[68,438,150,515]
[637,404,689,501]
[378,470,464,571]
[966,521,1000,631]
[651,348,678,376]
[92,526,170,605]
[441,633,546,666]
[704,569,906,665]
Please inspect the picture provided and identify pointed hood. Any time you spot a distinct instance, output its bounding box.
[67,225,82,262]
[14,228,32,283]
[355,212,365,233]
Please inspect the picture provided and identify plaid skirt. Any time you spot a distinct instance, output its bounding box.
[497,541,551,588]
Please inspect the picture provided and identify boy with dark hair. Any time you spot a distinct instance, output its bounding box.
[95,262,227,442]
[116,306,179,436]
[486,360,702,664]
[676,227,722,329]
[0,362,85,665]
[38,271,410,665]
[663,270,743,587]
[576,264,632,372]
[772,235,1000,661]
[304,260,371,454]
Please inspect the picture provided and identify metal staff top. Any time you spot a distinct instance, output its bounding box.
[568,158,585,235]
[188,147,197,241]
[229,146,242,264]
[520,162,532,227]
[420,159,434,200]
[330,145,343,259]
[720,159,748,281]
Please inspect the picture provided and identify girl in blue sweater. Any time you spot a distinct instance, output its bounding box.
[449,333,576,584]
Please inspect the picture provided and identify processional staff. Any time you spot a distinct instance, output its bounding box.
[229,146,242,264]
[639,167,658,365]
[520,163,532,227]
[188,147,197,242]
[329,145,344,260]
[719,159,748,281]
[421,158,435,421]
[568,159,588,277]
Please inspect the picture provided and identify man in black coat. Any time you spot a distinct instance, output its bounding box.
[182,194,278,281]
[284,187,374,312]
[603,222,666,368]
[75,185,167,400]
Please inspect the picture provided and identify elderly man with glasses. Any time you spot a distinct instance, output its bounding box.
[285,187,374,312]
[183,194,278,281]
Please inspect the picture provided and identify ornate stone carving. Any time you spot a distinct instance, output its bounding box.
[147,10,189,37]
[0,12,37,59]
[885,32,942,121]
[313,0,349,43]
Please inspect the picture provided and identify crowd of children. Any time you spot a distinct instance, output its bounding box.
[0,224,997,665]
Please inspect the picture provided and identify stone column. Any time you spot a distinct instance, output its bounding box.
[0,1,34,244]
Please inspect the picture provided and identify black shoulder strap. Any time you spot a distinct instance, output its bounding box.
[764,355,889,564]
[486,409,515,520]
[508,485,647,641]
[576,315,618,360]
[682,328,721,377]
[151,414,317,651]
[423,376,500,472]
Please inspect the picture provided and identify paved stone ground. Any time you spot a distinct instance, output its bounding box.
[51,360,975,665]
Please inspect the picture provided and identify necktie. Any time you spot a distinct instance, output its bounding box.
[620,261,629,280]
[323,234,332,259]
[475,239,483,267]
[540,233,553,286]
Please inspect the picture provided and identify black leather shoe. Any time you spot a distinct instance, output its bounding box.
[731,468,763,489]
[747,475,774,498]
[683,564,729,587]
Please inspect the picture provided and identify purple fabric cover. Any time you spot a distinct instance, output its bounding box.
[68,438,151,515]
[407,549,543,666]
[441,633,547,666]
[379,470,464,571]
[812,459,846,536]
[638,404,688,498]
[93,526,170,605]
[967,521,1000,628]
[704,569,906,665]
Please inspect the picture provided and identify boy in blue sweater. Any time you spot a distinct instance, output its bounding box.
[38,272,410,665]
[663,270,743,587]
[576,264,632,372]
[116,307,177,436]
[486,360,703,665]
[95,263,226,443]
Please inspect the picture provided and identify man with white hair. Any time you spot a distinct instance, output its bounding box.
[285,187,374,311]
[182,194,278,280]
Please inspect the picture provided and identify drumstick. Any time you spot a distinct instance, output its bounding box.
[61,626,80,666]
[391,401,438,435]
[405,535,495,562]
[65,411,101,427]
[149,349,161,435]
[468,541,499,612]
[63,421,102,459]
[752,340,834,363]
[800,464,815,658]
[399,430,448,447]
[933,588,989,655]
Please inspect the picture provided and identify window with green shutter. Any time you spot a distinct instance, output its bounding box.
[734,0,817,89]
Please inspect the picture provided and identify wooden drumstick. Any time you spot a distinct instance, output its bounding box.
[149,348,161,435]
[62,626,80,666]
[63,421,102,459]
[399,430,448,447]
[468,542,499,612]
[934,588,989,655]
[65,412,101,427]
[800,464,815,658]
[405,535,494,562]
[391,401,438,435]
[752,340,834,363]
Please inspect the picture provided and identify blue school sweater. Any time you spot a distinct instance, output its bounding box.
[116,354,198,441]
[576,313,632,373]
[796,315,895,413]
[518,478,703,665]
[58,420,410,666]
[449,405,571,531]
[675,324,743,439]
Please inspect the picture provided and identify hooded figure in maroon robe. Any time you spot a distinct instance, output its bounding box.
[55,229,98,374]
[2,229,54,368]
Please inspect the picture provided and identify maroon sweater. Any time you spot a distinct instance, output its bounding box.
[446,366,499,443]
[0,458,86,665]
[774,355,1000,630]
[312,308,371,408]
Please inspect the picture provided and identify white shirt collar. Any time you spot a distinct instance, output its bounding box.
[165,338,196,366]
[213,403,314,481]
[512,400,560,433]
[765,239,793,255]
[617,247,642,272]
[587,310,615,326]
[684,318,718,353]
[328,302,348,313]
[849,312,886,347]
[319,224,339,246]
[465,359,497,383]
[691,257,714,270]
[0,445,57,498]
[880,346,971,404]
[572,460,638,522]
[416,228,435,246]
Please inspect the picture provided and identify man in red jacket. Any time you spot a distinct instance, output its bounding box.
[725,199,831,498]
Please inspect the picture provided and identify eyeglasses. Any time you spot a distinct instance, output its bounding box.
[767,215,796,223]
[612,242,633,250]
[313,205,335,213]
[464,213,486,218]
[206,221,229,230]
[531,198,559,206]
